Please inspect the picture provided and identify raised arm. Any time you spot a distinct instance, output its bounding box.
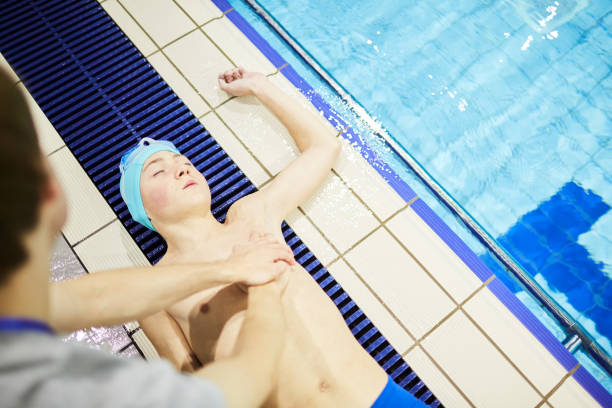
[219,68,341,224]
[50,235,295,333]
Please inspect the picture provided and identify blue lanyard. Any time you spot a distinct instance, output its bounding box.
[0,317,55,335]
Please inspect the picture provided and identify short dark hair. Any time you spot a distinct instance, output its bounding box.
[0,67,47,285]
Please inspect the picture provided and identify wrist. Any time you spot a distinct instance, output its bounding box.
[249,75,271,97]
[218,258,241,284]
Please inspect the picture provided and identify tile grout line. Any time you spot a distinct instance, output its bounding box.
[294,206,343,258]
[402,275,495,357]
[322,196,417,269]
[207,109,274,179]
[340,256,418,342]
[47,144,67,157]
[460,307,546,400]
[381,223,461,306]
[379,195,552,399]
[534,363,580,408]
[71,217,118,249]
[170,0,242,72]
[115,0,217,113]
[417,343,478,408]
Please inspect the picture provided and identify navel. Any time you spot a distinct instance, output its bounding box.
[318,380,331,393]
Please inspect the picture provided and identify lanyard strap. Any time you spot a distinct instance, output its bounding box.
[0,317,54,335]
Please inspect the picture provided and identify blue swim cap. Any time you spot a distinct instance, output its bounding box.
[119,137,180,231]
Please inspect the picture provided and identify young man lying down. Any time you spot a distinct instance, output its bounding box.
[119,67,426,407]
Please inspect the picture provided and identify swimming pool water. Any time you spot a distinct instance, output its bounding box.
[233,0,611,382]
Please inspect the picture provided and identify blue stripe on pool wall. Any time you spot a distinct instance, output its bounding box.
[411,198,493,282]
[573,366,612,407]
[225,9,287,69]
[339,126,418,203]
[278,64,347,130]
[487,278,579,371]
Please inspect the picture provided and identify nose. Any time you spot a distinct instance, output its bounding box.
[176,163,191,179]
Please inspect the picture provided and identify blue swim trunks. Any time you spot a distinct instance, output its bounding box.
[371,376,428,407]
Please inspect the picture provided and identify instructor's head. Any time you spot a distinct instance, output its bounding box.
[0,68,67,286]
[119,138,211,232]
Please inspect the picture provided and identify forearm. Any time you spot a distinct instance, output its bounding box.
[196,283,284,407]
[252,79,338,152]
[50,261,235,332]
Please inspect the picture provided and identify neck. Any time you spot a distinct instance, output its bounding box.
[158,211,228,258]
[0,227,53,323]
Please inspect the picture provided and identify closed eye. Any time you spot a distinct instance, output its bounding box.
[153,170,164,176]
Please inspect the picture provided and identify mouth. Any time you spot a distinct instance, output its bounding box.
[182,180,197,190]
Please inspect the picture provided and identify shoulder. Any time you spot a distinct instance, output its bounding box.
[225,191,268,223]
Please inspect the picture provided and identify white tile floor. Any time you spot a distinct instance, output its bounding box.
[12,0,603,406]
[48,147,116,245]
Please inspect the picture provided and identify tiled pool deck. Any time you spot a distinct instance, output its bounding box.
[2,0,610,406]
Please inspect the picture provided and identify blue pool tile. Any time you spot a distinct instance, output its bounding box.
[541,261,583,293]
[561,244,609,289]
[574,104,612,143]
[589,306,612,342]
[600,284,612,310]
[553,56,599,93]
[501,222,551,266]
[565,279,597,313]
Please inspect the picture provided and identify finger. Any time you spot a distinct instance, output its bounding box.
[275,262,290,275]
[238,66,246,76]
[271,248,296,265]
[218,78,229,91]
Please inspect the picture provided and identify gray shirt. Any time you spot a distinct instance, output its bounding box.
[0,332,227,408]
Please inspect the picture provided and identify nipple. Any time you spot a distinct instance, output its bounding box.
[200,303,210,314]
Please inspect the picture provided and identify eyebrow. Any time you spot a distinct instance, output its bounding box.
[143,153,182,172]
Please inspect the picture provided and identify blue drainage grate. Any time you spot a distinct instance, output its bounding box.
[0,0,442,405]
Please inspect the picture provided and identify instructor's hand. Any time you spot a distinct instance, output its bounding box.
[226,232,296,287]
